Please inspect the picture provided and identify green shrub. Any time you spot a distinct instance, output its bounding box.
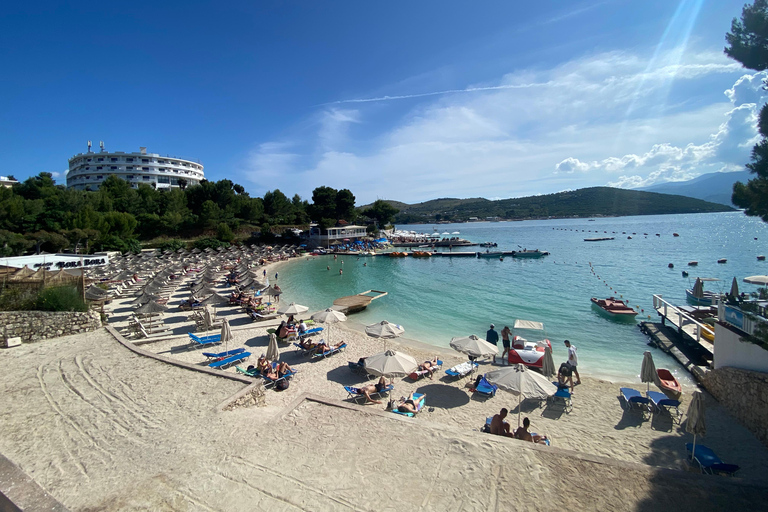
[35,286,88,312]
[0,286,38,311]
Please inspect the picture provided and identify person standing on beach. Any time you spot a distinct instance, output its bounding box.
[500,326,511,364]
[564,340,581,385]
[486,324,499,363]
[263,269,266,279]
[275,272,279,280]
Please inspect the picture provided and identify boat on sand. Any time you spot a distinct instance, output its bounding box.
[656,368,682,399]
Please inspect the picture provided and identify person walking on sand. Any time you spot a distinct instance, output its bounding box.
[486,324,499,363]
[564,340,581,385]
[274,272,279,281]
[500,325,512,365]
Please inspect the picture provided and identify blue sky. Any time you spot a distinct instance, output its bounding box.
[0,0,763,204]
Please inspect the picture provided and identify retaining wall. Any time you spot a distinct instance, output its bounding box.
[702,366,768,447]
[1,311,102,345]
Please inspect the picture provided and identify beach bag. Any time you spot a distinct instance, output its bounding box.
[276,379,289,391]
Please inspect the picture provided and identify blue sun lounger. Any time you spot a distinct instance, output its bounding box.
[548,382,573,413]
[408,360,443,380]
[311,342,347,359]
[189,332,222,348]
[647,390,682,423]
[445,361,478,379]
[391,393,426,417]
[202,348,245,361]
[209,351,250,369]
[473,375,498,398]
[686,443,740,476]
[262,368,296,389]
[344,384,394,404]
[619,387,650,419]
[299,327,324,338]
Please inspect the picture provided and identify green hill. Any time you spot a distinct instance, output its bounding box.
[372,187,734,224]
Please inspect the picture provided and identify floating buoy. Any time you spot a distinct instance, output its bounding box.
[628,236,632,239]
[656,234,661,237]
[673,233,679,237]
[718,258,727,264]
[688,261,698,266]
[668,263,674,268]
[758,255,766,261]
[682,271,689,277]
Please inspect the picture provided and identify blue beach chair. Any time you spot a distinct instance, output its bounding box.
[202,348,245,361]
[391,393,426,417]
[209,351,250,369]
[445,361,478,379]
[473,375,498,398]
[188,332,222,348]
[311,342,347,359]
[548,382,573,413]
[408,360,443,380]
[685,443,740,476]
[647,390,682,423]
[619,387,650,419]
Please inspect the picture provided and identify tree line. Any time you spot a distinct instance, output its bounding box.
[0,174,399,256]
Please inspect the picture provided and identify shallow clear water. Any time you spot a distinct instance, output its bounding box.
[276,212,768,384]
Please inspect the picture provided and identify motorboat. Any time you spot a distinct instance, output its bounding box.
[479,242,497,247]
[388,252,408,258]
[477,251,504,258]
[656,368,682,400]
[508,319,551,368]
[511,249,549,258]
[686,277,721,306]
[590,297,638,318]
[411,251,432,258]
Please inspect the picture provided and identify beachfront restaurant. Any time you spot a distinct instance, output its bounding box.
[309,224,368,247]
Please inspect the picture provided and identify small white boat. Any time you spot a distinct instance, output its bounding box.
[508,319,551,368]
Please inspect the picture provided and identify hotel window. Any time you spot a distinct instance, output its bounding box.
[97,166,103,170]
[126,158,134,162]
[142,159,149,163]
[111,158,117,162]
[158,160,165,164]
[157,176,170,184]
[143,176,150,181]
[87,158,92,162]
[96,175,103,179]
[97,158,104,161]
[111,166,117,170]
[142,167,149,171]
[126,166,133,170]
[127,175,134,179]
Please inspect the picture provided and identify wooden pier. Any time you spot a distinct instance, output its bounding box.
[652,295,714,356]
[333,290,388,314]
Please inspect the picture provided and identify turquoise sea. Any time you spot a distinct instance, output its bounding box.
[275,212,768,383]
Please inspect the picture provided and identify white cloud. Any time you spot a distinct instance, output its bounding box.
[237,47,755,203]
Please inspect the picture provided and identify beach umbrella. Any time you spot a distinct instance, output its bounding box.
[691,278,704,299]
[541,347,556,379]
[744,275,768,285]
[451,231,461,235]
[220,317,233,354]
[203,305,216,331]
[134,300,168,333]
[311,308,347,344]
[200,292,229,306]
[265,333,279,362]
[449,335,498,360]
[729,277,739,298]
[277,302,309,316]
[365,320,405,338]
[486,364,558,426]
[641,351,657,393]
[364,349,418,377]
[686,391,706,461]
[264,285,282,300]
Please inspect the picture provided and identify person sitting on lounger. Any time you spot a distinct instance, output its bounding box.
[277,320,296,339]
[355,376,392,404]
[396,392,425,414]
[297,320,308,336]
[256,354,271,374]
[490,408,514,437]
[514,417,548,445]
[419,357,439,379]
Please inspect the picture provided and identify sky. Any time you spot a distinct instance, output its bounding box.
[0,0,764,204]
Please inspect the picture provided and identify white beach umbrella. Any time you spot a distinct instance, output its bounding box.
[640,351,657,393]
[691,278,704,299]
[449,335,498,360]
[220,317,233,354]
[743,275,768,285]
[486,364,558,426]
[686,391,706,461]
[365,320,405,338]
[203,305,216,331]
[541,347,556,379]
[364,349,418,377]
[311,308,347,344]
[277,302,308,316]
[265,333,279,362]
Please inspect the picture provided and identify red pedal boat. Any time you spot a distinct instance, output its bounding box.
[656,368,682,400]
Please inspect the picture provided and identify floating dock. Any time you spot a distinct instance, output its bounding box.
[333,290,388,314]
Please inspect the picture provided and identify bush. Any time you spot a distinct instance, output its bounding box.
[193,237,229,251]
[216,222,234,243]
[35,286,88,312]
[156,238,187,252]
[0,286,38,311]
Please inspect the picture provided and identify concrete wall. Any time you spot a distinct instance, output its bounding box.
[1,311,102,345]
[714,322,768,373]
[703,366,768,447]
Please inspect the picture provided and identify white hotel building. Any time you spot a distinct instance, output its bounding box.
[67,143,204,190]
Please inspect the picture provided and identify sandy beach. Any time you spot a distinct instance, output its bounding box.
[1,258,767,510]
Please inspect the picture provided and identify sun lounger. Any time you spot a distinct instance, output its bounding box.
[188,332,222,348]
[472,375,498,398]
[235,365,260,377]
[548,382,573,413]
[685,443,740,476]
[445,361,478,379]
[647,390,681,423]
[391,393,426,417]
[311,342,347,359]
[202,348,245,361]
[208,351,250,369]
[344,384,394,404]
[408,360,443,380]
[619,387,650,419]
[299,327,324,339]
[251,312,279,322]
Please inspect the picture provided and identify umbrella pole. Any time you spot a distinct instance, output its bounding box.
[691,434,696,462]
[518,393,522,428]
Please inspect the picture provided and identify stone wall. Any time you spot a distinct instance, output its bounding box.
[1,311,103,345]
[702,366,768,447]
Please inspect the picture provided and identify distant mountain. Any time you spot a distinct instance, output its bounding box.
[637,170,750,206]
[366,186,734,224]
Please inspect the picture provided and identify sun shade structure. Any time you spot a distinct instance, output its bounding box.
[365,320,405,338]
[541,347,556,379]
[449,335,497,359]
[277,302,309,316]
[311,308,347,324]
[486,364,557,426]
[363,350,418,377]
[744,275,768,285]
[686,391,706,461]
[641,351,657,393]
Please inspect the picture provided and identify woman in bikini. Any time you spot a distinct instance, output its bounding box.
[396,392,426,414]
